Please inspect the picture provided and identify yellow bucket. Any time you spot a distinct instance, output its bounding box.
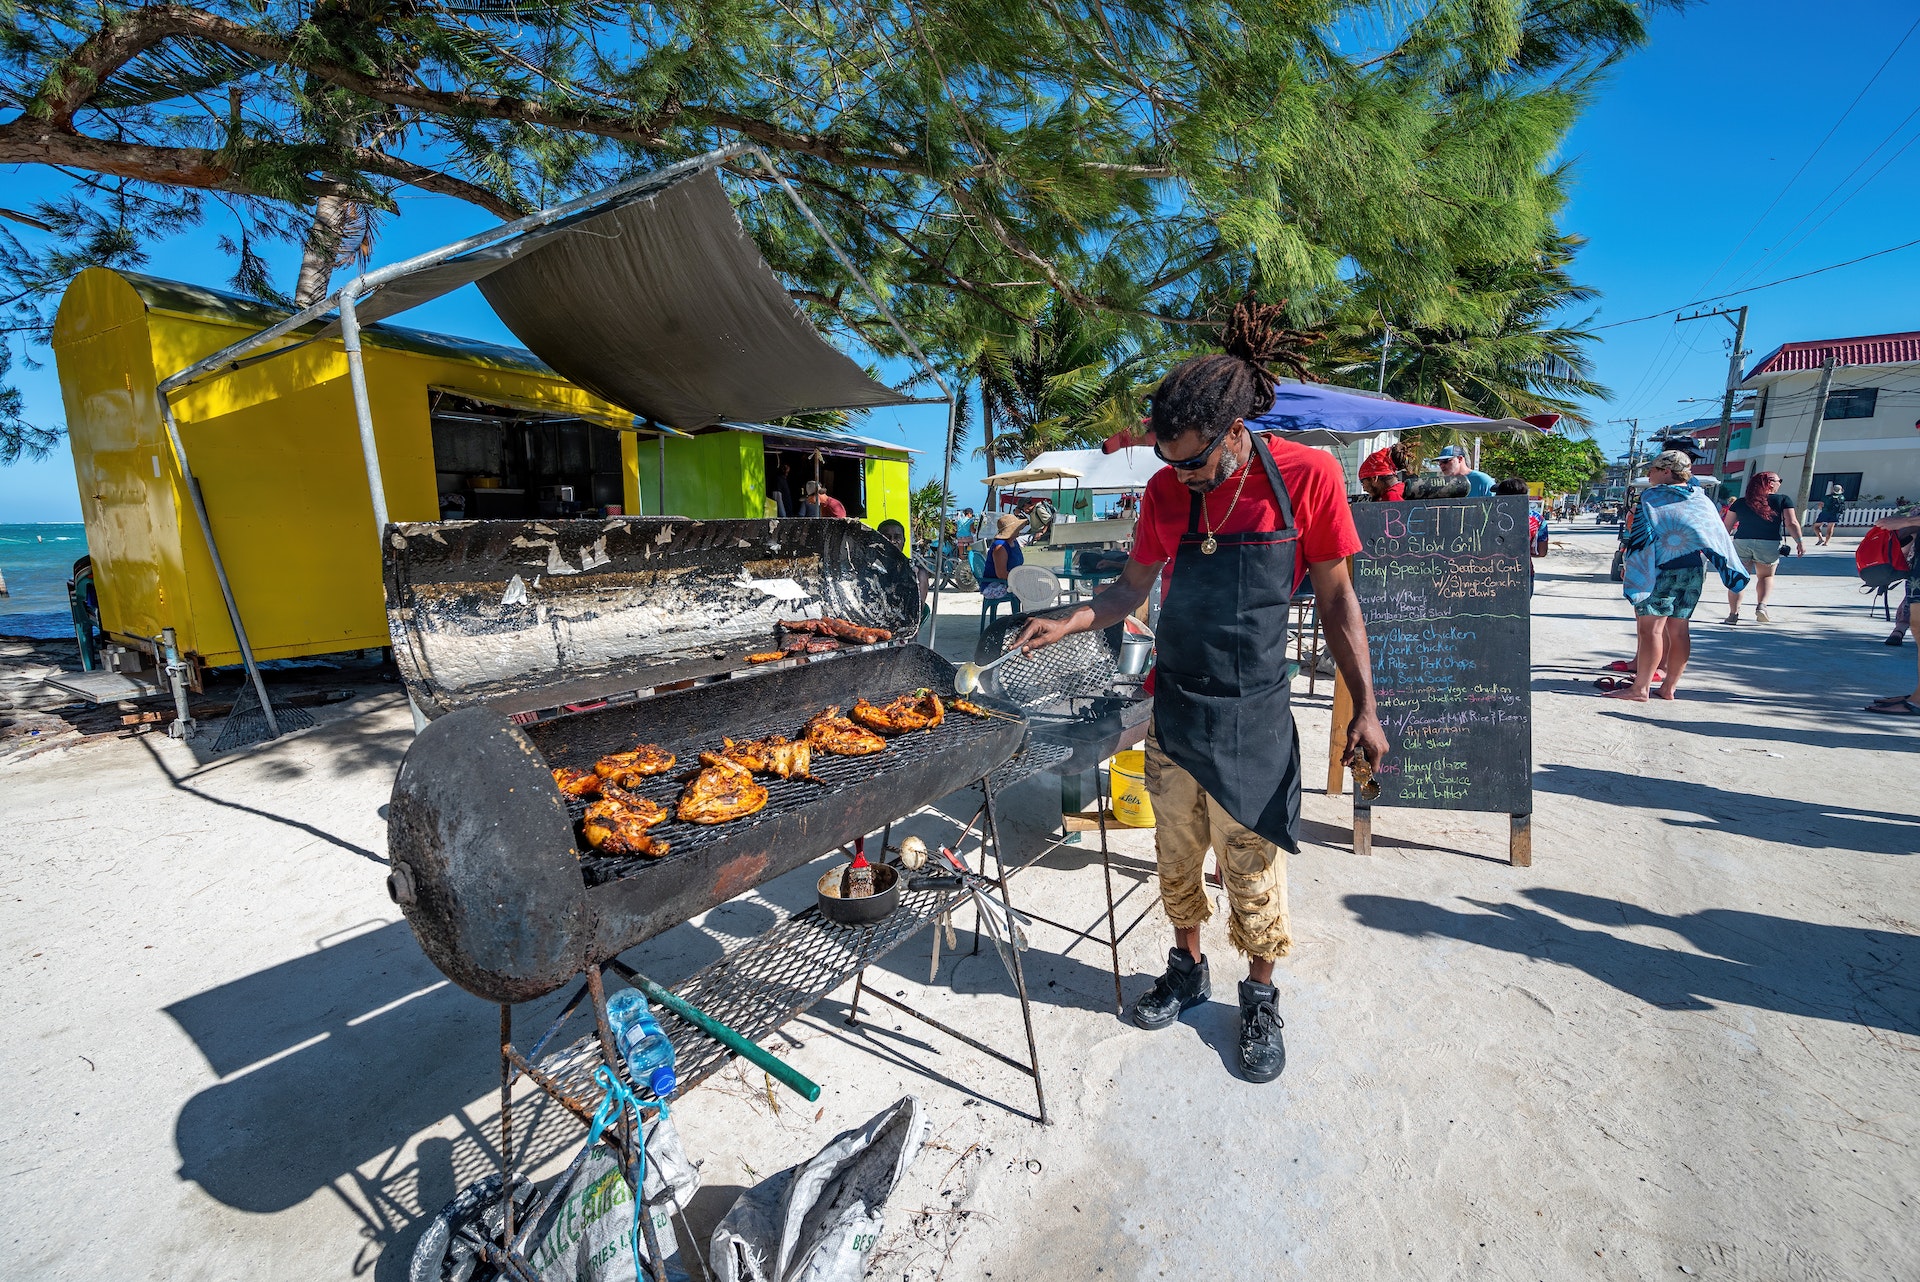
[1109,750,1154,827]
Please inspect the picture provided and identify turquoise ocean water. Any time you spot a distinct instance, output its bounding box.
[0,523,88,639]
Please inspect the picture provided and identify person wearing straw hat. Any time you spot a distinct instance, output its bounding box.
[1009,300,1387,1084]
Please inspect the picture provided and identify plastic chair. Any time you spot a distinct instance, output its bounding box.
[1007,564,1061,613]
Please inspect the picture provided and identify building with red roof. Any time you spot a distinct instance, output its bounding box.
[1735,330,1920,506]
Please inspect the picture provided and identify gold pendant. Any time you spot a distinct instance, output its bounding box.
[1201,534,1218,555]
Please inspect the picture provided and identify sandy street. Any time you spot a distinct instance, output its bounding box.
[1,518,1915,1281]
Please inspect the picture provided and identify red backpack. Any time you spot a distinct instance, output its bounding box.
[1856,526,1912,584]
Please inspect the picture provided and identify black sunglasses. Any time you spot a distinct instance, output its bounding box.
[1154,424,1235,471]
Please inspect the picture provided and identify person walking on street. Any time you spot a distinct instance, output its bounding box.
[1867,511,1920,714]
[1612,451,1751,702]
[1814,482,1846,546]
[1722,471,1803,624]
[1434,444,1495,496]
[1009,301,1387,1084]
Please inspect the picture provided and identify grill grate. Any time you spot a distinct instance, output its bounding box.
[210,678,317,754]
[557,688,1022,885]
[531,882,963,1102]
[975,616,1123,709]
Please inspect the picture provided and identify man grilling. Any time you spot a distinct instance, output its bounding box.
[1011,302,1388,1082]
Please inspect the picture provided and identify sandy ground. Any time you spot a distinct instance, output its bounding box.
[2,518,1915,1281]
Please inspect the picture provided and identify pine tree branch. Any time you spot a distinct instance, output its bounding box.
[350,148,526,219]
[0,123,358,202]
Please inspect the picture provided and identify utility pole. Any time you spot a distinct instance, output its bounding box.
[1794,353,1839,512]
[1608,417,1641,482]
[1677,305,1749,485]
[1376,323,1393,393]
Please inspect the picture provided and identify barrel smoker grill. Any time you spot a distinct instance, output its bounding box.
[382,517,1027,1005]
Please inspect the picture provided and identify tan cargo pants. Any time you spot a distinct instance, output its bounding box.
[1142,720,1292,960]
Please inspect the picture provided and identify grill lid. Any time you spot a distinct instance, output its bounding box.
[384,517,919,718]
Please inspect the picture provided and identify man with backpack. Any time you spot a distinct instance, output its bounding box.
[1866,510,1920,715]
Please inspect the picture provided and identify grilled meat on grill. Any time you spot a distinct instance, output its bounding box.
[677,753,771,825]
[745,651,787,663]
[581,787,670,856]
[804,638,840,653]
[851,689,944,734]
[803,706,888,756]
[949,698,998,719]
[778,617,893,645]
[781,636,811,653]
[722,735,818,780]
[552,766,603,797]
[594,744,677,787]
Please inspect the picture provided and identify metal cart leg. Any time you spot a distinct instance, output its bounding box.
[1095,767,1124,1015]
[498,1003,515,1246]
[846,968,867,1025]
[983,781,1048,1125]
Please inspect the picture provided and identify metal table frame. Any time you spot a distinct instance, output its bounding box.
[472,744,1087,1277]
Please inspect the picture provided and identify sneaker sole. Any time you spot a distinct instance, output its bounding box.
[1131,985,1211,1031]
[1239,1055,1286,1084]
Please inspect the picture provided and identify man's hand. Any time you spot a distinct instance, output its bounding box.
[1010,611,1084,655]
[1343,707,1388,771]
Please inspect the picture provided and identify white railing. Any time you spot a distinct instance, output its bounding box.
[1838,505,1898,526]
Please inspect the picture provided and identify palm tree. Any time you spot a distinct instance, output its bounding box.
[1321,232,1609,428]
[972,298,1152,508]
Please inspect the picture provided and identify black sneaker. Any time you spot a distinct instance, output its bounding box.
[1130,948,1210,1030]
[1237,979,1286,1083]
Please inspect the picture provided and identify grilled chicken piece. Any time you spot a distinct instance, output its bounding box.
[677,753,770,825]
[594,744,677,787]
[581,788,670,857]
[851,689,945,734]
[552,766,603,797]
[778,617,892,645]
[802,706,888,756]
[745,651,787,663]
[949,698,998,719]
[722,735,818,780]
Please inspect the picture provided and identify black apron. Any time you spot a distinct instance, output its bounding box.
[1152,432,1303,851]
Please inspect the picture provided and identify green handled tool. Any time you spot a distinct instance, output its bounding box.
[610,962,822,1103]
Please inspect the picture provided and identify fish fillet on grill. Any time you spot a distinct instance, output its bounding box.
[552,766,603,797]
[582,786,670,856]
[594,744,677,787]
[851,689,944,734]
[677,753,770,825]
[722,735,817,780]
[802,706,887,756]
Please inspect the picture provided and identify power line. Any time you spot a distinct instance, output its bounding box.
[1727,101,1920,293]
[1591,236,1920,332]
[1699,14,1920,298]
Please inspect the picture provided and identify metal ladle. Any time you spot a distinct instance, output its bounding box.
[952,647,1024,695]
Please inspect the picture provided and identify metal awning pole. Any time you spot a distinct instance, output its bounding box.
[155,393,281,738]
[657,431,667,514]
[337,286,391,541]
[926,397,957,650]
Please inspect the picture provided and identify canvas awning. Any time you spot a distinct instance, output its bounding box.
[1003,448,1158,493]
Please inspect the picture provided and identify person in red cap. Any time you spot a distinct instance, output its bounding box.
[1358,443,1408,501]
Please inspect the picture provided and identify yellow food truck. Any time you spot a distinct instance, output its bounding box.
[53,267,912,679]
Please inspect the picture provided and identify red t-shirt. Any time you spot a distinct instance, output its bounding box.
[1130,435,1361,597]
[816,495,848,518]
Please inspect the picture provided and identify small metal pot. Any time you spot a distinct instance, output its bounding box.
[816,862,901,925]
[1117,632,1155,677]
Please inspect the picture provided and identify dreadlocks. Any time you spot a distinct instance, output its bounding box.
[1149,298,1325,442]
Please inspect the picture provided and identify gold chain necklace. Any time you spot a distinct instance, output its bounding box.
[1200,437,1256,555]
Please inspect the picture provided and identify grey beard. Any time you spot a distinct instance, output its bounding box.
[1188,443,1243,494]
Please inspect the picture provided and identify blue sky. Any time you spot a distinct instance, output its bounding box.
[5,0,1920,521]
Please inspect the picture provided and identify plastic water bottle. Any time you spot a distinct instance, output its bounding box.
[605,988,678,1097]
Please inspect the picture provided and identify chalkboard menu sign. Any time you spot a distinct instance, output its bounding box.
[1349,495,1533,817]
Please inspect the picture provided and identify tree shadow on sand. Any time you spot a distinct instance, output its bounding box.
[1343,887,1919,1035]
